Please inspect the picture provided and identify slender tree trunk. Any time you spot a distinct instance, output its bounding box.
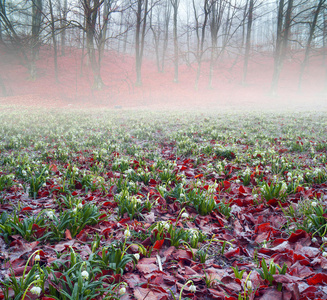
[30,0,42,80]
[84,0,104,90]
[298,0,325,91]
[150,4,161,72]
[0,75,7,97]
[195,0,209,90]
[135,0,142,86]
[242,0,254,84]
[49,0,59,82]
[171,0,179,83]
[161,0,171,72]
[135,0,148,86]
[61,0,67,55]
[271,0,293,95]
[99,0,110,67]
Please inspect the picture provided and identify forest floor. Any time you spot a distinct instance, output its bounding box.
[0,47,326,111]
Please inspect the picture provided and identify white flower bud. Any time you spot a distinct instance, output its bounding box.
[181,212,189,218]
[312,237,318,243]
[81,270,89,280]
[246,280,252,290]
[124,229,131,238]
[119,286,126,295]
[34,254,41,262]
[189,284,196,293]
[30,286,42,295]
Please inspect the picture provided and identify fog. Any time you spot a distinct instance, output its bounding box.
[0,0,326,112]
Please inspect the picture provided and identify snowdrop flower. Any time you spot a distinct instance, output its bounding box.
[34,254,41,262]
[189,284,196,293]
[164,222,170,230]
[119,286,126,295]
[22,170,27,176]
[81,270,89,280]
[124,229,131,238]
[323,252,327,257]
[133,253,140,260]
[236,179,240,184]
[312,237,318,243]
[246,280,252,290]
[77,203,83,209]
[46,210,55,220]
[181,212,189,219]
[322,237,327,243]
[311,201,318,207]
[30,286,42,296]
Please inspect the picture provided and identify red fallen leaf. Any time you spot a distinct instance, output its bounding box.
[42,298,57,300]
[49,164,57,172]
[173,249,193,261]
[260,288,282,300]
[65,229,72,240]
[307,273,327,285]
[72,191,78,196]
[10,266,32,276]
[290,263,315,278]
[223,181,231,190]
[184,170,194,178]
[134,287,167,300]
[153,239,164,250]
[21,206,33,211]
[273,274,302,283]
[224,247,240,258]
[238,185,247,195]
[76,229,87,242]
[149,179,157,185]
[194,174,203,178]
[288,230,309,243]
[136,258,158,274]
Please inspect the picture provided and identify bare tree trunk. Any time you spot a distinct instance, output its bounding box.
[98,0,110,67]
[135,0,149,86]
[171,0,180,83]
[298,0,325,91]
[271,0,293,95]
[150,2,161,72]
[0,75,7,97]
[49,0,59,83]
[83,0,104,90]
[194,0,210,90]
[61,0,67,55]
[161,0,171,72]
[209,0,225,88]
[30,0,43,80]
[242,0,254,84]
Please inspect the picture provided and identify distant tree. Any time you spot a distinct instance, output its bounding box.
[80,0,121,89]
[170,0,180,82]
[135,0,149,86]
[271,0,294,95]
[298,0,326,90]
[0,0,44,79]
[149,0,171,73]
[242,0,254,84]
[192,0,211,90]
